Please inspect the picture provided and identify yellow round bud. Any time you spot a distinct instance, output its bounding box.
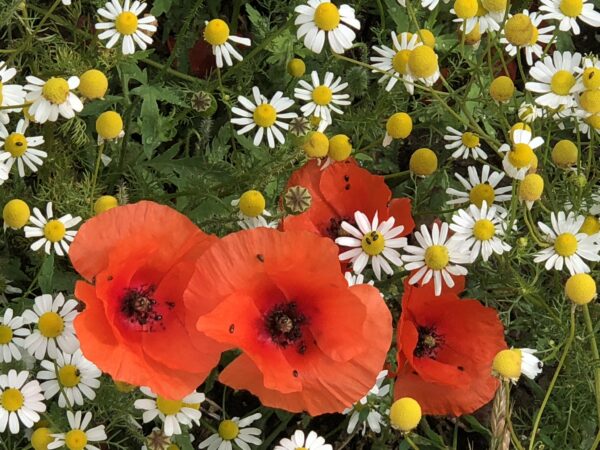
[490,76,515,102]
[94,195,119,215]
[328,134,352,161]
[551,140,578,167]
[408,46,438,79]
[79,69,108,100]
[31,427,54,450]
[3,199,30,230]
[565,273,596,305]
[504,14,534,46]
[519,174,544,202]
[96,111,124,140]
[386,113,413,139]
[417,29,436,48]
[481,0,506,12]
[287,58,306,78]
[390,397,422,432]
[303,131,329,158]
[238,190,266,217]
[580,215,600,236]
[454,0,478,19]
[509,122,532,142]
[579,89,600,114]
[409,148,438,176]
[114,380,137,393]
[582,67,600,90]
[493,349,522,380]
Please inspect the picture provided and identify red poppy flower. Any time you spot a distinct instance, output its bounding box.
[69,201,225,399]
[282,160,415,243]
[394,279,506,416]
[187,228,393,415]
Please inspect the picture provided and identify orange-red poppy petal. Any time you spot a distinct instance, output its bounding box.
[389,197,416,236]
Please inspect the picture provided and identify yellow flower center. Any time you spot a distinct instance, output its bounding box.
[253,104,277,128]
[328,134,352,161]
[409,148,438,176]
[1,388,24,412]
[312,85,333,106]
[585,113,600,129]
[156,397,183,416]
[408,46,438,79]
[565,273,597,305]
[469,183,495,207]
[481,0,506,12]
[424,245,449,270]
[287,58,306,78]
[44,219,66,243]
[3,199,30,230]
[582,67,600,90]
[0,324,14,344]
[94,195,119,215]
[580,216,600,235]
[204,19,230,46]
[4,133,28,157]
[303,131,329,157]
[529,26,539,45]
[475,0,488,17]
[313,3,340,31]
[579,90,600,114]
[560,0,583,17]
[551,139,578,167]
[493,349,522,380]
[417,29,436,48]
[296,448,309,450]
[386,112,412,139]
[31,427,54,450]
[390,397,422,432]
[550,70,576,95]
[554,232,578,256]
[38,311,64,338]
[454,0,478,19]
[461,132,480,148]
[508,143,534,169]
[490,76,515,102]
[392,49,412,75]
[238,190,266,217]
[96,111,124,140]
[58,365,81,388]
[65,429,88,450]
[115,11,138,35]
[218,420,239,441]
[42,77,70,104]
[519,174,544,201]
[473,219,496,241]
[509,122,532,142]
[0,82,3,105]
[504,14,533,46]
[361,231,386,256]
[79,69,108,100]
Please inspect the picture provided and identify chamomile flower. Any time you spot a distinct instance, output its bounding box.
[518,102,542,123]
[402,222,471,296]
[231,86,297,148]
[21,293,80,360]
[0,370,45,434]
[370,32,422,94]
[344,271,375,286]
[198,413,263,450]
[203,19,251,68]
[450,201,511,262]
[24,202,81,256]
[539,0,600,35]
[499,129,544,180]
[500,11,555,66]
[0,308,30,363]
[336,211,407,280]
[134,387,204,436]
[274,430,332,450]
[493,348,543,382]
[525,51,583,109]
[446,165,513,212]
[48,411,107,450]
[231,190,277,230]
[38,350,102,409]
[294,0,360,54]
[343,370,389,435]
[407,45,441,87]
[294,71,350,128]
[452,0,502,35]
[24,76,83,123]
[0,119,46,177]
[444,127,486,159]
[421,0,451,11]
[0,61,26,125]
[534,211,600,274]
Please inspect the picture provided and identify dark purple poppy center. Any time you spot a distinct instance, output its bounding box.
[414,325,444,359]
[265,302,308,353]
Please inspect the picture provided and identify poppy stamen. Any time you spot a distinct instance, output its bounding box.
[265,302,308,353]
[414,325,443,358]
[324,215,355,240]
[120,285,164,330]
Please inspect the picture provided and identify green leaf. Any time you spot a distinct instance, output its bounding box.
[150,0,173,16]
[38,254,54,294]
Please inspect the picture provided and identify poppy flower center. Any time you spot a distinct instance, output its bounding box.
[44,220,66,243]
[392,50,412,75]
[424,245,449,270]
[559,0,583,17]
[265,302,307,352]
[361,231,386,256]
[204,19,230,46]
[550,70,576,95]
[115,11,138,35]
[324,215,354,240]
[312,85,333,106]
[156,397,183,415]
[473,219,495,241]
[5,133,28,157]
[0,324,13,344]
[0,388,24,412]
[314,3,340,31]
[554,232,578,256]
[120,285,165,329]
[58,365,81,388]
[218,420,239,440]
[253,104,277,128]
[65,429,88,450]
[414,326,443,358]
[38,311,65,338]
[461,132,479,148]
[42,77,70,104]
[469,183,495,207]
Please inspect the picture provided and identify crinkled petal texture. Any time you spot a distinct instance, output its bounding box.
[282,159,415,240]
[188,228,393,415]
[69,201,223,399]
[394,279,506,416]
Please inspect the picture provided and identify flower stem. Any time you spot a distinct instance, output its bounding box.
[405,434,420,450]
[90,143,105,214]
[582,304,600,422]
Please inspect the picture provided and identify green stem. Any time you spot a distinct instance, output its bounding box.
[582,304,600,422]
[140,58,201,84]
[405,434,420,450]
[0,102,31,110]
[36,0,62,30]
[89,143,105,213]
[384,170,410,181]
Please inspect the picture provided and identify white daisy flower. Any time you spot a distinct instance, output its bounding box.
[48,410,107,450]
[0,308,30,363]
[294,0,360,54]
[370,32,422,94]
[525,51,583,109]
[500,11,555,66]
[231,86,297,148]
[134,387,204,436]
[0,61,26,126]
[24,76,83,123]
[0,370,45,434]
[343,370,389,435]
[37,350,102,409]
[534,211,600,274]
[95,0,157,55]
[274,430,332,450]
[230,190,277,230]
[444,127,487,160]
[0,119,46,177]
[344,271,375,286]
[198,413,262,450]
[336,211,407,280]
[24,202,81,256]
[518,102,542,123]
[421,0,451,11]
[203,19,251,68]
[21,293,80,360]
[449,201,512,262]
[539,0,600,35]
[499,129,544,180]
[294,71,350,129]
[452,5,502,35]
[402,222,471,296]
[575,111,600,138]
[446,165,513,213]
[0,163,8,184]
[518,348,544,380]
